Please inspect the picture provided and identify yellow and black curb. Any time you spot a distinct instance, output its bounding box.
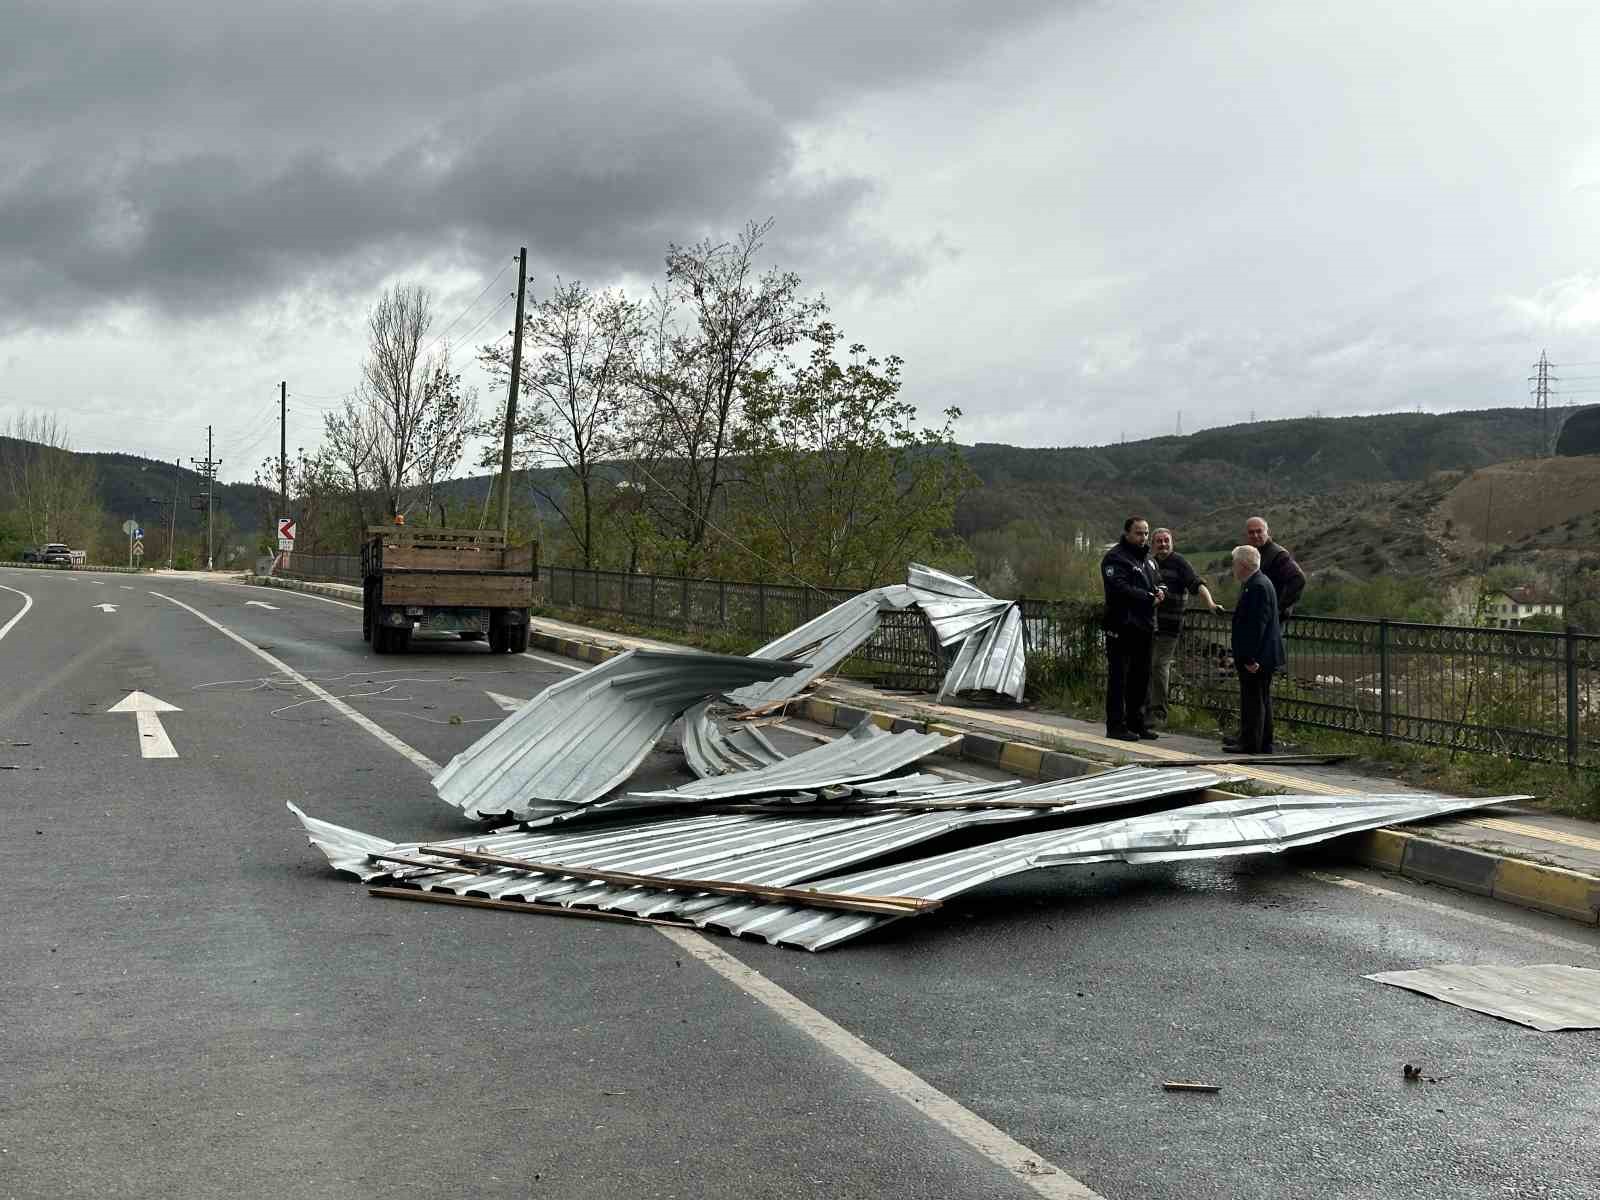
[249,597,1600,929]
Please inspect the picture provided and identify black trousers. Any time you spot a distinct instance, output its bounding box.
[1106,629,1154,733]
[1236,665,1275,752]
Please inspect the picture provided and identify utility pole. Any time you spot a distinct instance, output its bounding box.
[279,380,288,523]
[1176,409,1182,436]
[497,246,528,535]
[190,427,221,571]
[1530,350,1555,456]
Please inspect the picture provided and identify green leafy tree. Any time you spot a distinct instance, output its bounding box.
[732,322,976,590]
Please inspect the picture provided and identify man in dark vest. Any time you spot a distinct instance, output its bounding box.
[1146,527,1219,728]
[1226,544,1286,754]
[1244,515,1305,622]
[1100,515,1165,742]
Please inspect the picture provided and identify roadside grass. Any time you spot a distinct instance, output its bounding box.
[538,603,1600,821]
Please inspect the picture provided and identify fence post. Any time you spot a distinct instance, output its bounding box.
[1378,618,1392,741]
[757,582,767,637]
[681,575,691,627]
[1566,624,1579,776]
[649,573,657,623]
[719,579,728,627]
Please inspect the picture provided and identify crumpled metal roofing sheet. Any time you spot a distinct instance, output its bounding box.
[628,718,957,801]
[1365,963,1600,1031]
[724,587,916,710]
[681,701,789,778]
[290,764,1233,921]
[430,649,803,820]
[689,792,1522,951]
[937,602,1026,703]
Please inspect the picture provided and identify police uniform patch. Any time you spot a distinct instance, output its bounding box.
[1105,567,1114,576]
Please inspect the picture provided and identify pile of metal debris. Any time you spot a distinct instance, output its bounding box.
[292,564,1526,951]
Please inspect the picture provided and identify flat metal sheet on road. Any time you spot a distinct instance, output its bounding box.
[1366,963,1600,1031]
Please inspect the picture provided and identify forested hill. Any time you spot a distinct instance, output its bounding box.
[953,407,1566,547]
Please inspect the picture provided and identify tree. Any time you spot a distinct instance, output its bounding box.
[356,284,477,522]
[733,322,977,590]
[477,279,645,568]
[322,396,378,533]
[0,412,101,550]
[634,219,825,572]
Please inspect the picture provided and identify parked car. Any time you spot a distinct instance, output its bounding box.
[21,543,76,566]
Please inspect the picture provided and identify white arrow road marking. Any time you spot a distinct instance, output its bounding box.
[93,603,119,613]
[107,690,181,759]
[484,690,526,712]
[245,601,280,610]
[0,584,33,643]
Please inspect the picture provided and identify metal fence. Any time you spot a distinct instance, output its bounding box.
[544,565,1600,771]
[285,553,1600,771]
[1022,599,1600,771]
[275,552,361,584]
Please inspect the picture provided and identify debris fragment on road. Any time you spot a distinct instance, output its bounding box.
[1368,964,1600,1031]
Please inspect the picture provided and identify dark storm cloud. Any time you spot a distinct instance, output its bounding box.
[0,0,1062,329]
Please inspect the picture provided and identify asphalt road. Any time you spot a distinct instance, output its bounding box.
[3,567,1598,1200]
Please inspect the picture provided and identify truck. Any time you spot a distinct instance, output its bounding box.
[360,526,538,655]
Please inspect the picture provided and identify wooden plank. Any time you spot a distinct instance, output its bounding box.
[368,886,695,927]
[417,845,940,916]
[382,575,534,606]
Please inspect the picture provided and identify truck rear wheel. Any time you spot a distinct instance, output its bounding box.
[362,581,374,642]
[507,622,529,654]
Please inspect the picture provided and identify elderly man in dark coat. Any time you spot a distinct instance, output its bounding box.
[1226,544,1285,755]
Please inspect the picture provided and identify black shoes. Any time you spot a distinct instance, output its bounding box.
[1108,729,1142,742]
[1137,730,1160,740]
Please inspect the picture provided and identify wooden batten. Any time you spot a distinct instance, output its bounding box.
[382,574,535,606]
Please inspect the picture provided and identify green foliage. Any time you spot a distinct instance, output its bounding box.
[1303,574,1445,622]
[966,519,1104,599]
[732,322,977,590]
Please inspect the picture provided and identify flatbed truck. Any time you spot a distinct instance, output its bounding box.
[361,526,538,654]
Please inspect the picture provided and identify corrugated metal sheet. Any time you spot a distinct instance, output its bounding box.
[681,702,789,778]
[688,792,1523,951]
[290,765,1234,922]
[628,718,958,801]
[430,649,803,820]
[936,602,1026,703]
[724,587,916,710]
[1366,964,1600,1031]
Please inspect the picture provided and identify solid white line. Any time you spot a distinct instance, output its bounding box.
[1303,869,1600,956]
[264,588,361,611]
[149,591,441,774]
[134,710,180,759]
[0,584,34,643]
[659,928,1102,1199]
[519,650,586,673]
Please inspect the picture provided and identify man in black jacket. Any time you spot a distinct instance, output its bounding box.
[1227,544,1286,754]
[1101,516,1165,742]
[1146,527,1219,728]
[1244,516,1305,622]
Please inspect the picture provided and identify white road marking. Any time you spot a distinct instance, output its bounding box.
[153,588,1097,1194]
[149,591,441,774]
[119,585,134,590]
[0,584,34,643]
[519,650,586,673]
[93,603,119,613]
[246,600,280,610]
[485,690,525,712]
[107,690,181,759]
[1304,869,1600,956]
[262,589,361,611]
[659,928,1103,1199]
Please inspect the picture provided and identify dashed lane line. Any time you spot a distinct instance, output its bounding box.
[148,591,440,774]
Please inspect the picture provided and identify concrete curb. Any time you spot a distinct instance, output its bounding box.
[2,562,148,575]
[247,574,361,602]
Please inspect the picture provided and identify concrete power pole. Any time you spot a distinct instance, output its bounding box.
[190,428,221,570]
[1530,350,1555,456]
[280,381,288,523]
[497,247,528,536]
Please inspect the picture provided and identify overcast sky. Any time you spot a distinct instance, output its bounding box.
[3,0,1598,481]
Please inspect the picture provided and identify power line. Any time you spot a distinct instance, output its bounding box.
[422,259,515,361]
